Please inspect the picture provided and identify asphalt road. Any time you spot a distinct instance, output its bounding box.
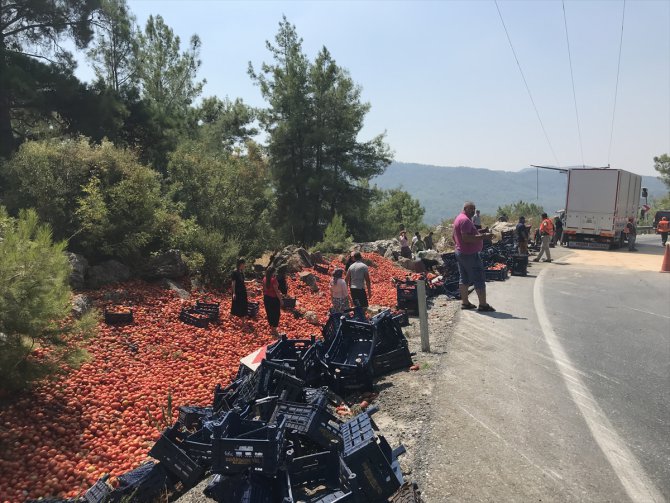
[418,235,670,502]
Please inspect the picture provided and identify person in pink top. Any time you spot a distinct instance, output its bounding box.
[453,201,495,312]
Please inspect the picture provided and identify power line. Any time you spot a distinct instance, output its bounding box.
[562,1,585,168]
[494,0,561,167]
[607,0,626,166]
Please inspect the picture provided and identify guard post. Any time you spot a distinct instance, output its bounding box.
[416,280,430,352]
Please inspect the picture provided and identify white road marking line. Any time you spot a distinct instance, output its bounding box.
[620,306,670,320]
[534,270,664,503]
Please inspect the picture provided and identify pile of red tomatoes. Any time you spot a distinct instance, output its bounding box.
[0,253,407,502]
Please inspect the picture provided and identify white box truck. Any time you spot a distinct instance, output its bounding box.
[562,168,642,249]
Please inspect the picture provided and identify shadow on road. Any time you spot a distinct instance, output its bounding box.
[478,312,527,320]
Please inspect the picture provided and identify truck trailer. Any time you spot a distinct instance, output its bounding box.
[562,168,642,249]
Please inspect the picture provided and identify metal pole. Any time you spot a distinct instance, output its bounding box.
[416,280,430,352]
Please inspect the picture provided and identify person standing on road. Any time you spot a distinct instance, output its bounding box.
[657,217,669,246]
[515,216,529,255]
[453,202,495,312]
[552,216,563,247]
[345,252,371,308]
[533,213,554,263]
[625,217,638,252]
[472,209,482,230]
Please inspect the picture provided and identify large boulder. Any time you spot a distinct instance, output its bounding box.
[299,271,319,293]
[71,294,93,318]
[397,257,415,271]
[86,260,131,289]
[417,250,443,264]
[142,250,188,280]
[67,253,89,290]
[352,239,399,257]
[271,246,311,273]
[160,278,190,300]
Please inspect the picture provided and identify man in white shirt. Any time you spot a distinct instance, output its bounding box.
[345,252,372,308]
[472,209,482,229]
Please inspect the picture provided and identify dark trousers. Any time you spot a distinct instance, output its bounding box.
[350,288,368,308]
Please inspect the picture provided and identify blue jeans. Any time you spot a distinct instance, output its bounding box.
[455,251,486,290]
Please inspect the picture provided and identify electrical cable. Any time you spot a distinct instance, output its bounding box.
[562,1,585,168]
[494,0,561,167]
[607,0,626,166]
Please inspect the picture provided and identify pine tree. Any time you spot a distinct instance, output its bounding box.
[0,208,97,392]
[249,17,391,246]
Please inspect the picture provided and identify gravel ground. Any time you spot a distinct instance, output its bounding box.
[176,298,461,502]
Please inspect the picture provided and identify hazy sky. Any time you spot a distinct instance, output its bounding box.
[82,0,670,176]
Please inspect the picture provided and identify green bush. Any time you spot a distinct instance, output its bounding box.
[2,137,183,264]
[0,208,97,393]
[313,214,353,253]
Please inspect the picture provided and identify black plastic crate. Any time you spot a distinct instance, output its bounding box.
[110,462,175,502]
[178,406,213,429]
[510,255,528,276]
[389,482,423,503]
[103,307,133,325]
[299,342,327,387]
[204,471,279,503]
[313,263,329,274]
[179,307,210,328]
[84,476,111,503]
[286,450,361,503]
[396,284,418,302]
[148,426,204,487]
[392,310,410,327]
[323,320,375,372]
[327,366,374,396]
[195,300,220,320]
[212,413,287,475]
[282,297,297,309]
[340,411,403,501]
[485,268,507,281]
[272,401,341,449]
[266,335,315,363]
[371,344,413,376]
[443,281,461,299]
[247,301,260,318]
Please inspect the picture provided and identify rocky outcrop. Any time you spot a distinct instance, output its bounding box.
[67,253,89,290]
[271,246,313,273]
[299,271,319,293]
[397,257,415,271]
[71,294,93,318]
[417,250,443,264]
[160,278,190,300]
[86,260,131,289]
[352,239,399,257]
[142,250,188,280]
[303,310,320,325]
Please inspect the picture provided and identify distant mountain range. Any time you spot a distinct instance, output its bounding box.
[372,162,667,225]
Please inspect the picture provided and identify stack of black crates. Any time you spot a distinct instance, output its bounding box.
[83,309,421,503]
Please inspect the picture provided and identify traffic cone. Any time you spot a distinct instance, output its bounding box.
[661,243,670,273]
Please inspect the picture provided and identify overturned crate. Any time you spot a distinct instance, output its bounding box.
[340,407,405,501]
[212,412,287,475]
